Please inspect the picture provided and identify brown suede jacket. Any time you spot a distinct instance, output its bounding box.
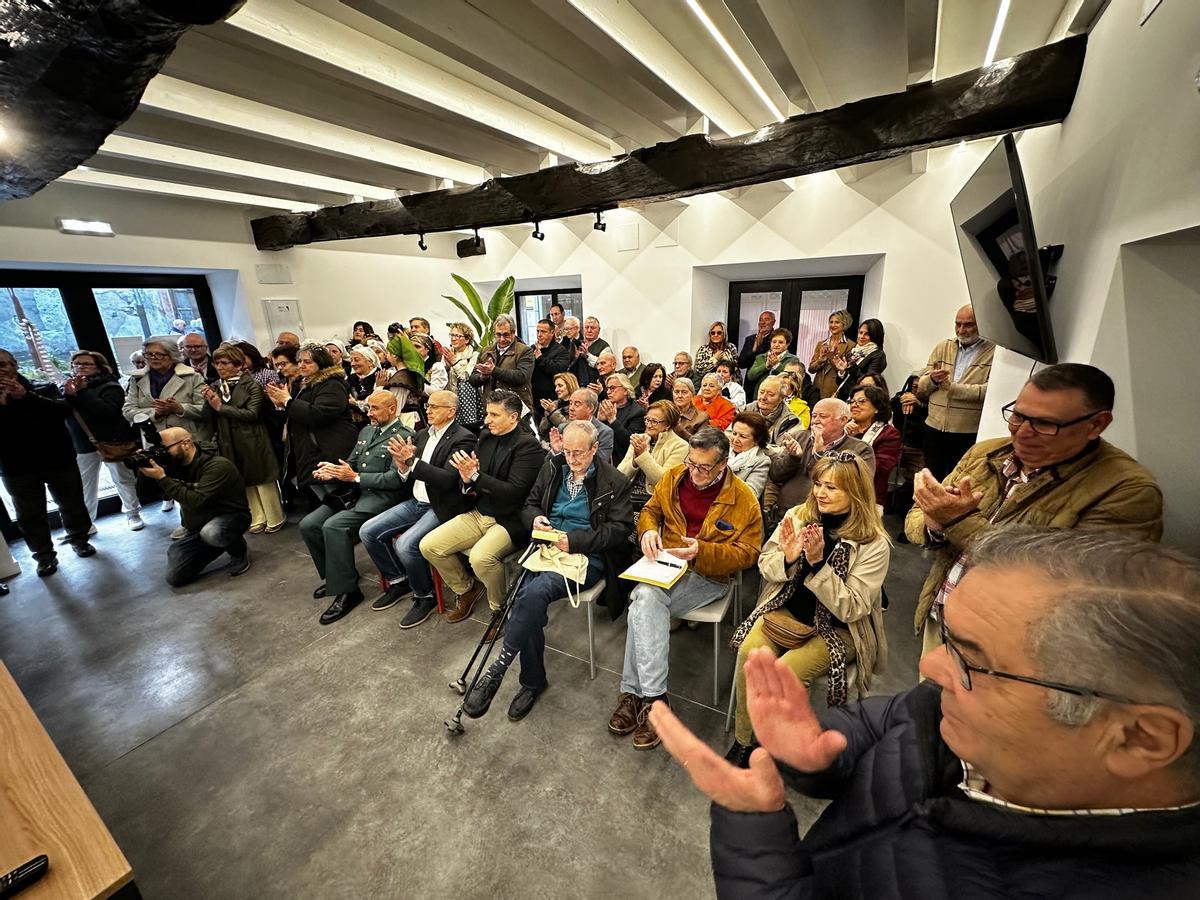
[637,463,763,582]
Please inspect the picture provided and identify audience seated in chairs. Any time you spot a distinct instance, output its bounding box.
[358,390,476,628]
[598,372,645,464]
[695,373,737,431]
[742,375,799,447]
[726,411,771,500]
[619,346,644,388]
[537,372,579,442]
[420,390,546,635]
[609,426,762,751]
[845,383,902,508]
[725,454,890,766]
[300,391,413,625]
[462,420,634,723]
[764,398,875,527]
[904,363,1163,655]
[653,526,1200,899]
[618,400,688,510]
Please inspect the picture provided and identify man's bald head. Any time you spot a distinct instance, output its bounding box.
[277,331,300,347]
[955,305,980,346]
[426,389,457,427]
[158,427,191,446]
[366,390,398,425]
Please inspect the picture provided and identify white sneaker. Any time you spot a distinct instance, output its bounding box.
[127,515,145,531]
[170,526,188,540]
[161,499,175,512]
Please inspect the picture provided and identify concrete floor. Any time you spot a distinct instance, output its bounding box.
[0,505,929,899]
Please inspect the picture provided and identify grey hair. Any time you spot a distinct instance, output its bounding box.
[598,348,617,361]
[563,316,580,329]
[815,397,851,419]
[673,377,695,395]
[688,425,730,461]
[493,314,517,332]
[571,388,599,413]
[759,375,784,393]
[143,336,183,364]
[701,373,722,390]
[562,419,599,446]
[585,315,600,326]
[970,525,1200,780]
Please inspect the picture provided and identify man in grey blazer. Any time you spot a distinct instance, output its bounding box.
[300,391,413,625]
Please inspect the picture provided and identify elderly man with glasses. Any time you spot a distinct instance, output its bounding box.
[651,526,1200,898]
[904,363,1162,656]
[609,426,762,751]
[470,314,535,416]
[179,331,218,382]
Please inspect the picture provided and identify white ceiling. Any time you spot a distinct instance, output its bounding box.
[65,0,1074,218]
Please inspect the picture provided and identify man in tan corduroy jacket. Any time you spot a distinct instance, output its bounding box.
[913,305,995,481]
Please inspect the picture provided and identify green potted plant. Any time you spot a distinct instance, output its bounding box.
[442,274,515,349]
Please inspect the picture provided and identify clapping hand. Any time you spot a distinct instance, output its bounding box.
[930,365,949,385]
[629,433,649,457]
[598,398,617,423]
[588,381,604,395]
[780,433,803,457]
[265,381,289,405]
[767,350,780,366]
[779,514,804,563]
[374,370,389,386]
[800,523,824,565]
[0,376,25,402]
[811,424,826,454]
[913,468,982,527]
[325,459,357,482]
[202,385,222,410]
[540,397,557,413]
[388,436,416,470]
[452,450,480,483]
[475,359,495,377]
[440,346,456,366]
[548,426,564,455]
[152,397,183,416]
[832,355,848,373]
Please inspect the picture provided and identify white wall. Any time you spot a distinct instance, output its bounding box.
[1,0,1196,545]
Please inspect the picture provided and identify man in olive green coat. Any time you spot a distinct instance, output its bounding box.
[301,392,413,625]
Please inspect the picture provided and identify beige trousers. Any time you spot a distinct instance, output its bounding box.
[246,482,285,529]
[419,510,514,611]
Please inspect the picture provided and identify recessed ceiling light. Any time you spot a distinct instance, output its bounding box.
[57,218,115,236]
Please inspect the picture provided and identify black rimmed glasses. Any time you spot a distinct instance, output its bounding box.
[1001,401,1103,436]
[939,619,1139,704]
[684,458,720,477]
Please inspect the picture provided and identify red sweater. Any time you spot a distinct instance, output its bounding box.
[678,469,726,538]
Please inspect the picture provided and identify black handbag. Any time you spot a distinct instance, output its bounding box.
[321,483,361,511]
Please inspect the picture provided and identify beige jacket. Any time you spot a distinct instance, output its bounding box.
[618,428,688,489]
[916,339,994,434]
[756,518,890,698]
[122,363,212,441]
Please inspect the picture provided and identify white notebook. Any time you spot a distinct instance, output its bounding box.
[619,552,687,589]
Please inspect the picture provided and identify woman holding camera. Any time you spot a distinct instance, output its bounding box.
[64,350,144,530]
[725,454,890,767]
[265,344,357,501]
[204,345,284,533]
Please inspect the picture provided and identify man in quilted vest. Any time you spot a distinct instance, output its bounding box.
[904,363,1161,656]
[652,526,1200,899]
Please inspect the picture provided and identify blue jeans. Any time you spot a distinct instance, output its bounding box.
[165,512,251,587]
[504,561,604,690]
[358,499,439,598]
[619,568,728,698]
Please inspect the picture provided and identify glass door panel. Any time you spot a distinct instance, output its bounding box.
[94,286,205,376]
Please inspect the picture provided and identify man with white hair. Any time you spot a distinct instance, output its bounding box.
[550,388,614,463]
[570,316,611,388]
[469,314,534,415]
[765,397,874,522]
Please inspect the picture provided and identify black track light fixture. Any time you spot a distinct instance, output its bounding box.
[532,221,545,241]
[593,211,606,232]
[473,228,482,247]
[417,233,427,252]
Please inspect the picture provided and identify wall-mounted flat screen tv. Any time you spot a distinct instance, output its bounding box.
[950,134,1058,364]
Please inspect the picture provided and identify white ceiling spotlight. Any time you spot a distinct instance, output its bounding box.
[683,0,785,124]
[57,218,115,236]
[983,0,1013,67]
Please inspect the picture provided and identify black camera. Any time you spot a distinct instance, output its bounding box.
[123,415,172,471]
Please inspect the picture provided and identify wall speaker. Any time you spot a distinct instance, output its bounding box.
[456,236,487,258]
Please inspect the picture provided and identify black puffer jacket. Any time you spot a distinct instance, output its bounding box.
[521,454,635,618]
[711,683,1200,899]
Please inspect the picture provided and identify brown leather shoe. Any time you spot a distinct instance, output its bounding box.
[608,692,644,736]
[632,695,668,750]
[446,582,485,623]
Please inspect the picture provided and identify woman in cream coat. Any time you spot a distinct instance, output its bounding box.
[617,400,688,509]
[725,453,890,766]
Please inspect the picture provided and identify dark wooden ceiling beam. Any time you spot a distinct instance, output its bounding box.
[251,33,1086,251]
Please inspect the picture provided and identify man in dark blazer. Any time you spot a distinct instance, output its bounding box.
[420,390,545,636]
[598,372,646,465]
[469,314,535,415]
[530,317,570,423]
[359,390,477,628]
[300,391,412,625]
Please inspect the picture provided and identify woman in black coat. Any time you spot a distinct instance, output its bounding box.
[835,318,888,401]
[204,344,284,532]
[460,419,633,723]
[265,344,358,501]
[63,350,144,529]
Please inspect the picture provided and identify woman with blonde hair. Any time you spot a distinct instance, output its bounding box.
[538,371,581,442]
[441,322,481,429]
[725,453,890,766]
[809,309,854,399]
[693,321,738,380]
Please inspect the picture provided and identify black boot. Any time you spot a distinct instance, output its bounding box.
[319,589,364,625]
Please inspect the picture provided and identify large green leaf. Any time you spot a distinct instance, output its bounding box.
[451,274,487,326]
[441,295,483,340]
[487,275,515,320]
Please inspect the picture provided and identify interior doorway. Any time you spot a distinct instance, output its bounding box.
[726,276,865,362]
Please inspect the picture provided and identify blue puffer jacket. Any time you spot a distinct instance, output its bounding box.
[711,683,1200,899]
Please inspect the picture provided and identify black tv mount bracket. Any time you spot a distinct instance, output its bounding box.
[1040,244,1064,298]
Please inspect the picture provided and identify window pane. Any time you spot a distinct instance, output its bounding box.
[95,287,204,374]
[0,286,79,383]
[796,289,851,359]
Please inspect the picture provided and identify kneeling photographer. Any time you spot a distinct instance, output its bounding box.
[135,426,251,586]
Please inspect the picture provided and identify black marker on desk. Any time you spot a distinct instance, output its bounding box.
[0,855,49,899]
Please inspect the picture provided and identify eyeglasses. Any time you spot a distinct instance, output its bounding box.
[709,330,723,336]
[848,397,872,406]
[427,403,455,410]
[144,352,171,360]
[644,417,668,426]
[1001,401,1102,436]
[562,447,594,458]
[939,620,1139,704]
[684,458,720,476]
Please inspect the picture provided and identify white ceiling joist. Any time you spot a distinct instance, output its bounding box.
[139,75,489,185]
[227,0,614,164]
[98,135,397,200]
[566,0,754,137]
[60,169,320,212]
